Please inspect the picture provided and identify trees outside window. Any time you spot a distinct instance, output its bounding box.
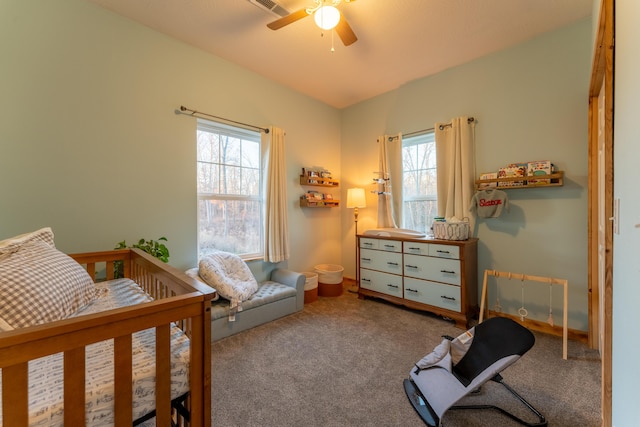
[196,120,263,259]
[402,132,437,232]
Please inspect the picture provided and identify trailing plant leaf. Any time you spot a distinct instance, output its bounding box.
[131,237,170,263]
[113,237,170,278]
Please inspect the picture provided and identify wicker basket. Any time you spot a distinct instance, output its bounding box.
[432,221,470,241]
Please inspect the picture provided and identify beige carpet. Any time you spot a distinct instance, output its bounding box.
[211,291,601,426]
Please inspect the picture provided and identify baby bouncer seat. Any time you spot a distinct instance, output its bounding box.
[404,316,547,426]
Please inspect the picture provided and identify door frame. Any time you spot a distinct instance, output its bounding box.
[587,0,613,425]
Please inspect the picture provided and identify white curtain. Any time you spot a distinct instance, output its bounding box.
[377,133,403,228]
[263,126,289,263]
[435,117,476,229]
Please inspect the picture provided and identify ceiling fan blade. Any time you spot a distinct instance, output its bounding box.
[267,8,310,30]
[335,12,358,46]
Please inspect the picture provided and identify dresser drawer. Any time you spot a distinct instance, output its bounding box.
[404,277,461,312]
[360,238,379,250]
[360,238,401,252]
[429,244,459,259]
[403,253,461,286]
[360,268,403,298]
[404,242,460,259]
[379,239,402,252]
[403,241,429,256]
[360,248,403,275]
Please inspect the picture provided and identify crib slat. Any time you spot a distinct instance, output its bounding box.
[106,260,115,280]
[114,335,133,426]
[86,262,96,281]
[2,363,28,425]
[64,347,86,426]
[156,323,171,425]
[190,311,206,427]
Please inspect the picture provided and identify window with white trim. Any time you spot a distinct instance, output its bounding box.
[196,120,263,259]
[402,131,438,232]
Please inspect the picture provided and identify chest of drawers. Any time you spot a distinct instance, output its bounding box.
[358,235,478,328]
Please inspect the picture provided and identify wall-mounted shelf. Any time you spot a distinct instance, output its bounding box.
[475,171,564,190]
[300,198,340,208]
[300,176,339,187]
[300,169,339,208]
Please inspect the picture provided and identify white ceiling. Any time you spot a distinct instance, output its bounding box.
[85,0,592,109]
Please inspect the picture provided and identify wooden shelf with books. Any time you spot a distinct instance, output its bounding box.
[300,167,339,208]
[299,198,340,208]
[300,175,339,187]
[475,171,564,190]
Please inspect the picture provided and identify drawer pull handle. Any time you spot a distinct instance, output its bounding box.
[437,250,451,254]
[387,284,399,289]
[440,270,456,274]
[441,295,456,301]
[361,258,371,261]
[363,242,373,246]
[384,245,396,249]
[406,288,418,293]
[405,264,418,269]
[408,247,421,250]
[387,262,399,266]
[362,278,371,282]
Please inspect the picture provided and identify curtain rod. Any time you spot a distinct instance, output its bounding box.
[178,105,269,134]
[387,117,476,141]
[437,116,476,131]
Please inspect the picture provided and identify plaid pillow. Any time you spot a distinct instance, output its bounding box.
[0,227,55,255]
[0,240,96,329]
[0,317,13,332]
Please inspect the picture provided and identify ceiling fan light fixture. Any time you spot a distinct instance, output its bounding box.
[314,5,340,30]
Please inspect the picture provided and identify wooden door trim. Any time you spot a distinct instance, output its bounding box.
[588,1,613,426]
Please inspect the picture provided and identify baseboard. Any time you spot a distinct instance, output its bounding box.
[343,277,356,287]
[487,310,588,344]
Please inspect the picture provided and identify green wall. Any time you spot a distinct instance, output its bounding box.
[0,0,342,280]
[341,19,592,330]
[1,0,594,331]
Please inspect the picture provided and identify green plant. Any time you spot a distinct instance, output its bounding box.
[116,237,170,263]
[114,237,170,278]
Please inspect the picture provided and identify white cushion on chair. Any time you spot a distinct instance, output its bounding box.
[198,252,258,304]
[185,267,219,301]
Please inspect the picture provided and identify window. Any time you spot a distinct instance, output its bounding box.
[402,131,438,233]
[196,120,263,259]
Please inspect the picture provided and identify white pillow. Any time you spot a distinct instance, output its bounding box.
[198,252,258,304]
[184,267,219,301]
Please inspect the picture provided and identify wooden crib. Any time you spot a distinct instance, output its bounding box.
[0,248,214,426]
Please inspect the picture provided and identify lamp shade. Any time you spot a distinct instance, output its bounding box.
[346,188,366,209]
[314,5,341,30]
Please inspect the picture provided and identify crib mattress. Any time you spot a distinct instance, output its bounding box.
[0,278,191,426]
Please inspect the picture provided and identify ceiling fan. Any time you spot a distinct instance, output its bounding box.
[267,0,358,46]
